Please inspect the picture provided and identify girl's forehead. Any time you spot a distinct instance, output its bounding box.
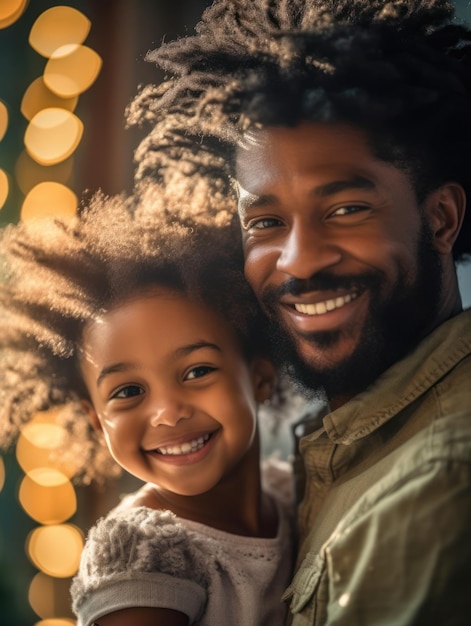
[82,287,238,349]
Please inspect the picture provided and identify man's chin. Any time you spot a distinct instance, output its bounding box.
[271,324,393,400]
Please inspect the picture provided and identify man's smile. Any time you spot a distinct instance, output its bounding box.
[288,292,359,316]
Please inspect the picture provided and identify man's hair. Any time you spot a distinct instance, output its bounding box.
[128,0,471,261]
[0,191,264,483]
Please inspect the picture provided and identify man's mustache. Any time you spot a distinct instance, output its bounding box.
[263,272,382,301]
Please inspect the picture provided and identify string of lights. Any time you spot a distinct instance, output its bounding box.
[0,3,101,624]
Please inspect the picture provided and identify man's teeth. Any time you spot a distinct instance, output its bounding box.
[157,434,210,456]
[294,293,357,315]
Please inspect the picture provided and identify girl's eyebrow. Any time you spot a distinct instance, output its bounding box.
[96,342,222,387]
[174,341,222,358]
[97,362,134,387]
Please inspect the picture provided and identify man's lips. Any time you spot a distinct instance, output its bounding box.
[276,288,367,336]
[280,290,360,316]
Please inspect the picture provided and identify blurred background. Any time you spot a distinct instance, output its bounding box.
[0,2,470,624]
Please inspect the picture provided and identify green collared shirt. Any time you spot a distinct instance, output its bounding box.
[284,309,471,625]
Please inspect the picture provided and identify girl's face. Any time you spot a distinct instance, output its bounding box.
[79,288,273,496]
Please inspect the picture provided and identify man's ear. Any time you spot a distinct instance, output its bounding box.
[424,183,466,255]
[80,400,104,435]
[251,357,277,403]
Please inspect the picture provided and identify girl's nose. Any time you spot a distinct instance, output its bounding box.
[148,397,193,428]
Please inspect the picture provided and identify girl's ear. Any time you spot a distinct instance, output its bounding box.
[251,356,277,403]
[80,400,103,435]
[424,183,466,255]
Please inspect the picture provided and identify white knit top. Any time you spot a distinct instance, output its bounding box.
[71,460,294,626]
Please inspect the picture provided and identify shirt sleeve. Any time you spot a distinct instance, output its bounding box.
[71,507,208,626]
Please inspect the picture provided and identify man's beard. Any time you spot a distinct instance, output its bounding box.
[262,225,443,401]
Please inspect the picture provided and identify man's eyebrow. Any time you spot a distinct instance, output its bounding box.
[237,175,376,216]
[313,176,376,198]
[96,342,222,387]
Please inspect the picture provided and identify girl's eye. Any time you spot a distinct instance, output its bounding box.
[185,365,216,381]
[111,385,144,399]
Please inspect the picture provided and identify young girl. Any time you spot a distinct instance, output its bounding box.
[0,192,294,626]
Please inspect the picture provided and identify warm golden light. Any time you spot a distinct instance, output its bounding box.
[21,415,66,450]
[29,5,90,58]
[44,44,102,98]
[0,168,8,209]
[18,471,77,524]
[0,456,5,492]
[24,107,83,165]
[21,77,78,121]
[16,410,82,477]
[21,182,77,222]
[34,617,77,626]
[27,524,83,578]
[0,0,28,29]
[0,100,8,141]
[29,572,76,621]
[15,151,73,196]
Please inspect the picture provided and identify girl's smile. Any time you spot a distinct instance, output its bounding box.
[79,287,273,498]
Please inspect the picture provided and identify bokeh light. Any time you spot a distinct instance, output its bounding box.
[0,168,9,209]
[29,572,76,621]
[44,44,102,98]
[24,107,83,165]
[21,181,77,221]
[0,456,5,492]
[15,150,73,196]
[35,621,75,626]
[0,0,28,29]
[0,99,8,141]
[26,524,83,578]
[16,409,81,478]
[29,5,90,57]
[21,77,78,121]
[18,470,77,524]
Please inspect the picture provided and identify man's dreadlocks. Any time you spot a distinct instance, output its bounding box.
[128,0,471,261]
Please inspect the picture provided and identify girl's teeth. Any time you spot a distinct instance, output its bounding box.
[157,434,209,456]
[294,293,357,315]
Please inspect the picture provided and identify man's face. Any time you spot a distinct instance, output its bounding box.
[236,122,443,403]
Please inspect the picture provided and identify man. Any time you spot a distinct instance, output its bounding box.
[131,0,471,623]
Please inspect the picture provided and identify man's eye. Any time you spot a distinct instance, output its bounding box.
[185,366,216,381]
[331,205,368,217]
[247,217,282,230]
[111,385,144,399]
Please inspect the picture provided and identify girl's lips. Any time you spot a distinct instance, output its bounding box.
[145,430,219,466]
[156,433,211,456]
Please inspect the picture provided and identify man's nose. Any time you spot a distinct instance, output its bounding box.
[276,222,342,279]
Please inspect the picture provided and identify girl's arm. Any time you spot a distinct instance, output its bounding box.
[93,607,189,625]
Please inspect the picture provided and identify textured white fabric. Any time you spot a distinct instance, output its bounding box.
[71,459,295,626]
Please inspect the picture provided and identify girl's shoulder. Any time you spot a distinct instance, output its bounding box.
[114,482,165,511]
[71,496,209,622]
[72,499,208,604]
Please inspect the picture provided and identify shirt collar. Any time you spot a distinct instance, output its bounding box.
[321,309,471,445]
